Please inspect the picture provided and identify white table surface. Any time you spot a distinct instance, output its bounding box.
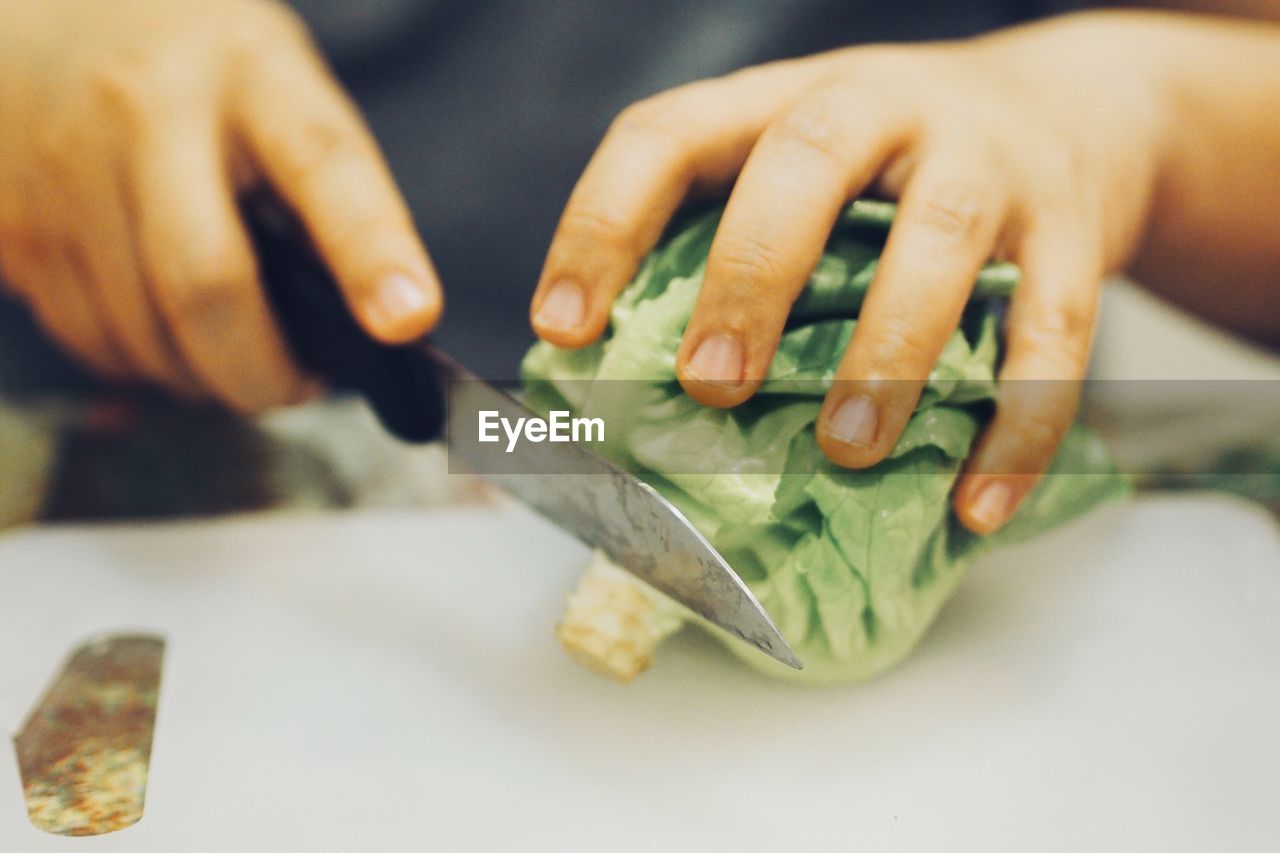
[2,494,1278,852]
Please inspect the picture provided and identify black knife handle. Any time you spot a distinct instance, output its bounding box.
[245,195,445,443]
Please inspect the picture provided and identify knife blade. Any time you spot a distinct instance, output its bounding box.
[430,348,801,669]
[14,634,165,836]
[248,198,802,670]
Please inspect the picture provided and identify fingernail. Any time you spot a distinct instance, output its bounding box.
[687,334,744,384]
[969,482,1014,532]
[370,273,431,328]
[535,280,586,332]
[825,394,878,447]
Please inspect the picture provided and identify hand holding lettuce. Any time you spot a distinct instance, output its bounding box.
[524,202,1127,683]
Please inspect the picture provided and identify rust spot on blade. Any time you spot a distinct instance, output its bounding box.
[12,634,164,836]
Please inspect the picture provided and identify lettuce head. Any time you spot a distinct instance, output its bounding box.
[523,201,1128,684]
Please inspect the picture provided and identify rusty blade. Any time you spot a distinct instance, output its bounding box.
[13,634,165,836]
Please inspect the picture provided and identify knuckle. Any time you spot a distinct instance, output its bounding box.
[611,98,672,136]
[330,211,415,269]
[1033,141,1079,190]
[711,231,789,287]
[1009,407,1068,456]
[850,46,922,81]
[611,96,663,129]
[1031,133,1093,195]
[223,0,312,55]
[1043,301,1094,346]
[769,95,848,164]
[556,206,636,255]
[905,182,991,243]
[1012,303,1095,370]
[865,314,935,373]
[609,88,701,148]
[253,0,310,32]
[275,116,366,187]
[87,55,188,126]
[835,45,941,99]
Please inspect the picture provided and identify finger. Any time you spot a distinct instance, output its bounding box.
[233,48,441,344]
[132,117,317,413]
[953,220,1101,534]
[675,87,914,407]
[817,147,1009,468]
[0,182,131,380]
[5,243,130,379]
[69,148,200,392]
[531,61,831,348]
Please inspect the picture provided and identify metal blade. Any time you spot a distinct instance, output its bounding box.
[428,346,802,670]
[14,634,164,836]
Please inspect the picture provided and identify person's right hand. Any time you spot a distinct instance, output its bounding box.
[0,0,441,410]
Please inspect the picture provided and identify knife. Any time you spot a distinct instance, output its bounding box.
[247,198,802,670]
[14,634,164,836]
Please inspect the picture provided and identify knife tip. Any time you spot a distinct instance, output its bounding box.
[775,646,805,671]
[751,632,803,670]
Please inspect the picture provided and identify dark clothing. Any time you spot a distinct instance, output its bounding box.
[0,0,1075,391]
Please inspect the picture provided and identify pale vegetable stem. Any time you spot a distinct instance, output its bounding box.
[557,552,685,682]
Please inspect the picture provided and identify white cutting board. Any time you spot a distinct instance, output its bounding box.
[1,495,1278,852]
